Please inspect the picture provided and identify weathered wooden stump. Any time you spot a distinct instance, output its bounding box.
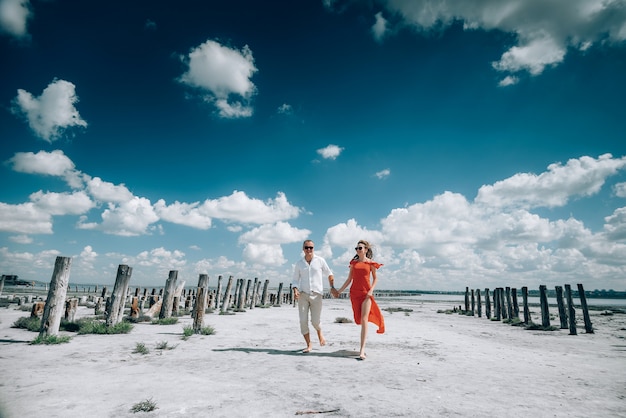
[565,284,577,335]
[193,274,209,332]
[106,264,133,327]
[577,283,593,333]
[555,285,568,329]
[31,301,45,318]
[221,276,234,313]
[484,288,491,319]
[39,256,72,338]
[539,285,550,328]
[521,286,530,324]
[159,270,178,319]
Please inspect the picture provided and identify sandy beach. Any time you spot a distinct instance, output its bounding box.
[0,292,625,418]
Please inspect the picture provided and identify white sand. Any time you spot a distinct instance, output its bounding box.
[0,296,625,418]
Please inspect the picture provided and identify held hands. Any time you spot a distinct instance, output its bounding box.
[330,288,340,298]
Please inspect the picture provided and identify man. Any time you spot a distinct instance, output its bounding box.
[292,239,335,353]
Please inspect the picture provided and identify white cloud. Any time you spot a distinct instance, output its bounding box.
[0,0,31,38]
[78,197,159,236]
[375,168,390,179]
[475,154,626,209]
[9,234,32,244]
[11,79,88,141]
[154,200,212,230]
[317,144,344,160]
[498,75,519,87]
[85,177,134,204]
[277,103,293,115]
[29,190,94,215]
[0,202,53,234]
[367,0,626,81]
[614,182,626,198]
[372,12,389,42]
[242,242,286,266]
[196,191,300,224]
[179,39,257,118]
[8,150,75,177]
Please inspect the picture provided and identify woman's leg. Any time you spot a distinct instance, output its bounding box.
[359,296,372,359]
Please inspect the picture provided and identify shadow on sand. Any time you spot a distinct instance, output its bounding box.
[213,347,360,359]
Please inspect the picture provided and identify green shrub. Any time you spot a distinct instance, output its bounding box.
[133,342,149,355]
[12,316,41,332]
[200,325,215,335]
[130,398,158,413]
[77,318,133,334]
[151,317,179,325]
[30,334,71,345]
[155,340,176,350]
[182,326,194,338]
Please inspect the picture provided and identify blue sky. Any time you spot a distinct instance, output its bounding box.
[1,0,625,291]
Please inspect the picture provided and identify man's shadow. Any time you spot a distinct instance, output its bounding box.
[213,347,360,359]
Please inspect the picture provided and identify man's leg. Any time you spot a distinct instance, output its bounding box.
[298,293,313,352]
[309,293,326,346]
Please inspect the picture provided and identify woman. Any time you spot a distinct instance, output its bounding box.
[335,240,385,360]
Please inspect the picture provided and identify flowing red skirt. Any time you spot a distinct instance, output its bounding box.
[350,292,385,334]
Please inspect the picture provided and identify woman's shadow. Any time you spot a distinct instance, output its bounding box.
[212,347,360,359]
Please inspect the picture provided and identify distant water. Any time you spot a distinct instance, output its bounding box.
[378,293,626,307]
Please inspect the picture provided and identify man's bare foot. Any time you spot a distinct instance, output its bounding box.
[319,336,326,346]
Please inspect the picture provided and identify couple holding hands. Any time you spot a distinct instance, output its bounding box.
[292,239,385,360]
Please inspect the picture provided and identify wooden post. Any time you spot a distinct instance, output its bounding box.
[64,298,78,321]
[511,288,519,319]
[505,287,512,319]
[249,278,258,309]
[499,287,507,320]
[470,289,475,316]
[555,286,568,329]
[106,264,133,326]
[236,279,246,311]
[39,256,72,338]
[494,288,501,320]
[484,288,491,319]
[522,286,530,324]
[130,296,140,319]
[233,279,241,308]
[244,279,252,309]
[214,275,223,309]
[577,283,593,333]
[159,270,178,319]
[0,274,5,297]
[565,284,577,335]
[476,289,482,318]
[539,285,550,328]
[275,282,284,306]
[221,276,234,313]
[261,279,269,306]
[193,274,209,332]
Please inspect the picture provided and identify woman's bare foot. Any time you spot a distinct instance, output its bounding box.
[302,346,312,353]
[358,353,366,360]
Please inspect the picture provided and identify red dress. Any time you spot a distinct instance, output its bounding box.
[349,259,385,334]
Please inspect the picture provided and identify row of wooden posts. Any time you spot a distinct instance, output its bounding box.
[23,256,296,339]
[461,284,594,335]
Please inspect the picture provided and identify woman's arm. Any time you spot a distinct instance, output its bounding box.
[367,265,379,296]
[337,265,354,294]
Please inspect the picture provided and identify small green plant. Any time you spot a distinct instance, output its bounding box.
[151,317,179,325]
[77,318,134,334]
[30,334,71,345]
[182,325,194,339]
[133,342,149,355]
[12,316,41,332]
[130,398,158,413]
[384,307,414,314]
[155,340,176,350]
[335,317,353,323]
[200,325,215,335]
[525,322,558,331]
